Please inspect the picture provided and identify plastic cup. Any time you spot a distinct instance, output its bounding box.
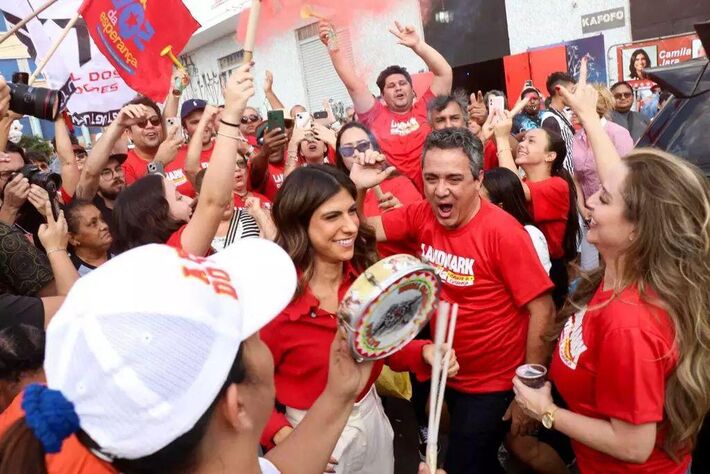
[516,364,547,388]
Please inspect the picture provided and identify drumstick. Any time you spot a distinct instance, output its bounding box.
[433,303,458,435]
[427,301,449,472]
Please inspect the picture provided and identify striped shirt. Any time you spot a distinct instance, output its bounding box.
[211,208,260,252]
[542,108,575,175]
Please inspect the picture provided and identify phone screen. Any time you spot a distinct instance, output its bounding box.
[267,110,286,131]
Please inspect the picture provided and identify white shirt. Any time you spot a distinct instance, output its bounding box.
[259,457,281,473]
[525,225,551,274]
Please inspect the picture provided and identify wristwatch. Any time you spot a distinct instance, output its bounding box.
[542,405,559,429]
[148,161,165,176]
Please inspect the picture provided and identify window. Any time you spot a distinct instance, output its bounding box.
[219,50,245,86]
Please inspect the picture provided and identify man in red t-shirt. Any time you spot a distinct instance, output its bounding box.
[350,127,555,474]
[320,19,452,192]
[248,117,294,202]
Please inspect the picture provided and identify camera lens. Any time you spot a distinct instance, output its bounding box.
[8,83,60,121]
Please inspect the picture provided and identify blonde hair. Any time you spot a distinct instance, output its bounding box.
[593,84,615,118]
[556,148,710,456]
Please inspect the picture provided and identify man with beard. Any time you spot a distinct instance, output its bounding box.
[119,96,184,185]
[350,127,556,474]
[74,103,158,232]
[321,19,452,191]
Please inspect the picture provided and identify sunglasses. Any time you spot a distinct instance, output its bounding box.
[241,114,260,124]
[338,141,372,158]
[614,92,633,99]
[136,116,162,128]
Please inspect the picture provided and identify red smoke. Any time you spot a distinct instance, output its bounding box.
[236,0,409,46]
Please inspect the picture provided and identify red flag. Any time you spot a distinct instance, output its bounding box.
[80,0,200,102]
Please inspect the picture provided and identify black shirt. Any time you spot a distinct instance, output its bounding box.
[0,223,53,296]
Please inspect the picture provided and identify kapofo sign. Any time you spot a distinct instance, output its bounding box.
[581,7,626,34]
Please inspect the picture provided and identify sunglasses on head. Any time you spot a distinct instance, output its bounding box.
[614,92,632,99]
[338,141,372,158]
[136,116,162,128]
[241,114,260,124]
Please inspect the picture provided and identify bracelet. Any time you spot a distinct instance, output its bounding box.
[219,118,240,128]
[46,248,67,255]
[217,131,241,141]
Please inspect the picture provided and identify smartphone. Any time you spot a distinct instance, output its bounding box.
[488,95,505,116]
[312,111,328,119]
[295,112,311,128]
[267,110,286,131]
[166,117,180,128]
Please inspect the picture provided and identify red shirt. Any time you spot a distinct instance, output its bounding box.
[249,155,289,202]
[483,140,499,171]
[233,191,272,210]
[166,224,187,250]
[526,177,570,260]
[381,199,553,393]
[123,144,213,198]
[359,89,435,192]
[0,392,116,474]
[550,285,688,474]
[167,143,214,198]
[363,175,422,258]
[259,263,431,448]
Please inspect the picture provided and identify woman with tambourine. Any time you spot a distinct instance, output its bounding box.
[260,164,458,474]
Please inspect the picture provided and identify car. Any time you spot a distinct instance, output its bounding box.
[637,21,710,177]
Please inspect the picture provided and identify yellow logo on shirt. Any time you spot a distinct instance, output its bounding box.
[390,118,421,136]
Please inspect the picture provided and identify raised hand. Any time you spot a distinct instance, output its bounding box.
[389,21,422,49]
[325,329,374,402]
[318,20,335,47]
[264,70,274,93]
[38,200,69,251]
[468,90,487,125]
[349,149,396,191]
[557,82,598,125]
[493,109,514,139]
[2,173,30,211]
[27,185,51,218]
[154,124,183,165]
[115,104,152,129]
[222,62,256,124]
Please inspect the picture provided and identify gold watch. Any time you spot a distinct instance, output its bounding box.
[541,405,559,429]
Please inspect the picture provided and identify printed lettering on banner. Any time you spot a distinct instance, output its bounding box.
[390,118,421,137]
[420,244,474,287]
[558,309,587,370]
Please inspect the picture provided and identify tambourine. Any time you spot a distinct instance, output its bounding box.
[337,254,441,362]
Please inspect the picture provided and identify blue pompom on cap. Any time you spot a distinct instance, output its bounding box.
[22,384,80,453]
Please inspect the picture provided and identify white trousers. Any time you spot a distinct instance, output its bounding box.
[285,387,395,474]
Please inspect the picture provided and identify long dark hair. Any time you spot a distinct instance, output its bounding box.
[273,165,378,295]
[112,175,184,254]
[483,168,534,226]
[541,129,579,262]
[0,347,246,474]
[629,48,651,79]
[334,122,382,174]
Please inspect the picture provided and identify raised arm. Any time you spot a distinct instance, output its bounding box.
[319,20,376,114]
[38,201,79,296]
[389,21,452,96]
[184,105,219,185]
[76,105,151,200]
[162,69,188,121]
[493,109,533,201]
[54,115,80,200]
[348,150,395,242]
[263,70,285,110]
[179,62,254,256]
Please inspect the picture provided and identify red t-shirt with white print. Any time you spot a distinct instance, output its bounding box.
[358,89,435,192]
[550,285,689,474]
[381,199,553,393]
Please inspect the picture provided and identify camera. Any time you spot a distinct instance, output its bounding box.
[8,72,60,121]
[12,164,62,194]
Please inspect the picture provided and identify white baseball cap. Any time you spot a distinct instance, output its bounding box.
[44,240,296,460]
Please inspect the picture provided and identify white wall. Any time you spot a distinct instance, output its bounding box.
[179,0,426,114]
[505,0,633,83]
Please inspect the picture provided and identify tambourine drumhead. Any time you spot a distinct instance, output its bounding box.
[338,254,440,361]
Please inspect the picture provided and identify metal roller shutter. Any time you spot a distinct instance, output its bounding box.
[297,23,354,112]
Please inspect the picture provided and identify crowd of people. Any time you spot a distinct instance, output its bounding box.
[0,16,709,474]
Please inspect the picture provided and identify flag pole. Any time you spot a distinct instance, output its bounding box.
[0,0,58,46]
[28,11,80,85]
[242,0,262,64]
